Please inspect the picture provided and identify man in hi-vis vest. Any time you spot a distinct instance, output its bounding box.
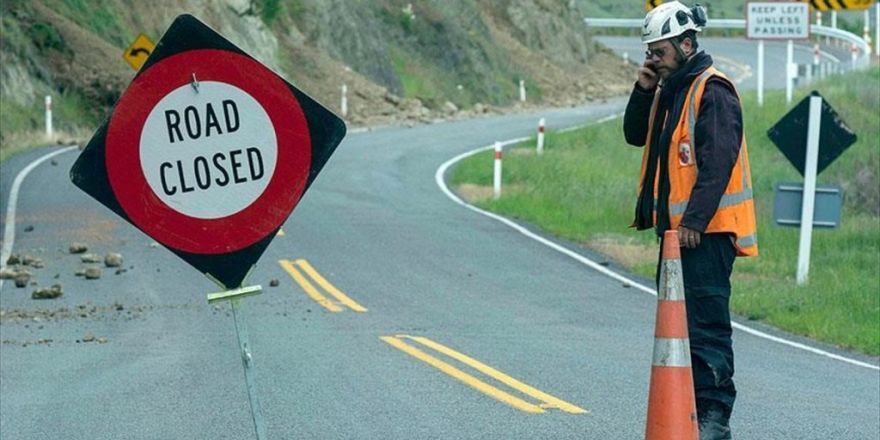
[623,2,758,439]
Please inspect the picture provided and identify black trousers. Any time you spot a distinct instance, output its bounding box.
[656,233,737,413]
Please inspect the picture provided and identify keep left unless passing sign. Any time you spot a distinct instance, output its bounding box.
[747,2,810,40]
[71,14,346,289]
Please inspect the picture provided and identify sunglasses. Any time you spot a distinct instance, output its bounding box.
[645,47,667,59]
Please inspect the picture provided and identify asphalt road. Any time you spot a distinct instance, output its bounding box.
[2,48,879,440]
[595,36,855,91]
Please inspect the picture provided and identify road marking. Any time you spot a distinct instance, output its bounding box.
[381,335,588,414]
[1,146,78,291]
[278,259,366,312]
[434,120,880,372]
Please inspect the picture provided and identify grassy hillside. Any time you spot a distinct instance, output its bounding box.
[451,67,880,355]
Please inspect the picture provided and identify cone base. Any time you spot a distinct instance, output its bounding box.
[645,366,698,440]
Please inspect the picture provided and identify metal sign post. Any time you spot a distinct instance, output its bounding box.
[757,40,765,106]
[796,95,822,285]
[207,285,267,439]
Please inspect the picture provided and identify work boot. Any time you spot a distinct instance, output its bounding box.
[697,399,732,440]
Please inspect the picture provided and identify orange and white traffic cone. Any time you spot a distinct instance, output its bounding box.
[645,230,698,440]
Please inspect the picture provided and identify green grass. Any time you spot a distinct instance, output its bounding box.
[451,67,880,355]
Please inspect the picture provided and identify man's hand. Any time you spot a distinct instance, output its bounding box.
[637,60,659,90]
[678,225,701,249]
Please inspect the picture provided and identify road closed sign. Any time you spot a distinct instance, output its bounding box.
[747,2,810,40]
[71,15,346,289]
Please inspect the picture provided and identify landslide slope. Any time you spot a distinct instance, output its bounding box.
[0,0,634,151]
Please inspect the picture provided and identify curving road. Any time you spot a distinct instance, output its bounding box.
[2,58,879,440]
[595,36,855,91]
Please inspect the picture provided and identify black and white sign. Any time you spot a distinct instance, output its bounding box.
[747,2,810,40]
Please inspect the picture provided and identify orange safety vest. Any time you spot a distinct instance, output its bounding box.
[637,66,758,256]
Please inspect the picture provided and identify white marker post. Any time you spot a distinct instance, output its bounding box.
[44,95,53,140]
[796,93,822,286]
[536,118,545,155]
[811,44,820,83]
[341,84,348,118]
[876,2,879,56]
[493,141,502,200]
[851,43,858,70]
[519,79,526,103]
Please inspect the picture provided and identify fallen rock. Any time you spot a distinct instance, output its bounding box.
[69,243,89,254]
[269,279,280,287]
[84,267,102,280]
[32,284,63,299]
[80,253,102,263]
[24,257,44,269]
[74,268,87,277]
[24,225,34,232]
[0,268,16,279]
[14,272,31,288]
[81,333,96,343]
[6,254,21,265]
[104,253,123,268]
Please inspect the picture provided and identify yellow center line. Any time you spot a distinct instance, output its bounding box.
[279,259,343,312]
[295,259,367,312]
[402,335,588,414]
[380,336,545,414]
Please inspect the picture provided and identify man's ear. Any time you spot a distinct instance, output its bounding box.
[680,37,694,56]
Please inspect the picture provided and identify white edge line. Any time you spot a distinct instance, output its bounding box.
[434,117,879,372]
[0,146,78,291]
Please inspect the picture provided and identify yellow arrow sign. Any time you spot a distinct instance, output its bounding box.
[646,0,664,12]
[806,0,876,10]
[122,33,155,71]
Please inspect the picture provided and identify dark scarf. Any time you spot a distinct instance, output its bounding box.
[634,51,714,233]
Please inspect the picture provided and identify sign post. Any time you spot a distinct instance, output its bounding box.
[207,286,266,439]
[71,14,346,438]
[796,94,822,285]
[747,2,810,105]
[767,91,858,285]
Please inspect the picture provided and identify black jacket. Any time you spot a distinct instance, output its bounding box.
[623,51,743,235]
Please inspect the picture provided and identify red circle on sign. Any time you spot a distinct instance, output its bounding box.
[105,49,311,255]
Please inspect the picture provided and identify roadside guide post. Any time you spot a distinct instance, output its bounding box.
[70,14,346,438]
[341,83,348,117]
[767,91,857,285]
[44,95,53,140]
[493,141,503,199]
[536,118,545,155]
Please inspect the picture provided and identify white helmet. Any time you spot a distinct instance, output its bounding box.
[642,2,706,44]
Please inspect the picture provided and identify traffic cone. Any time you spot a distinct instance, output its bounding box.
[645,230,698,440]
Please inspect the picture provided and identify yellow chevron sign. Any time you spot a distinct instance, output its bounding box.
[646,0,663,12]
[805,0,876,10]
